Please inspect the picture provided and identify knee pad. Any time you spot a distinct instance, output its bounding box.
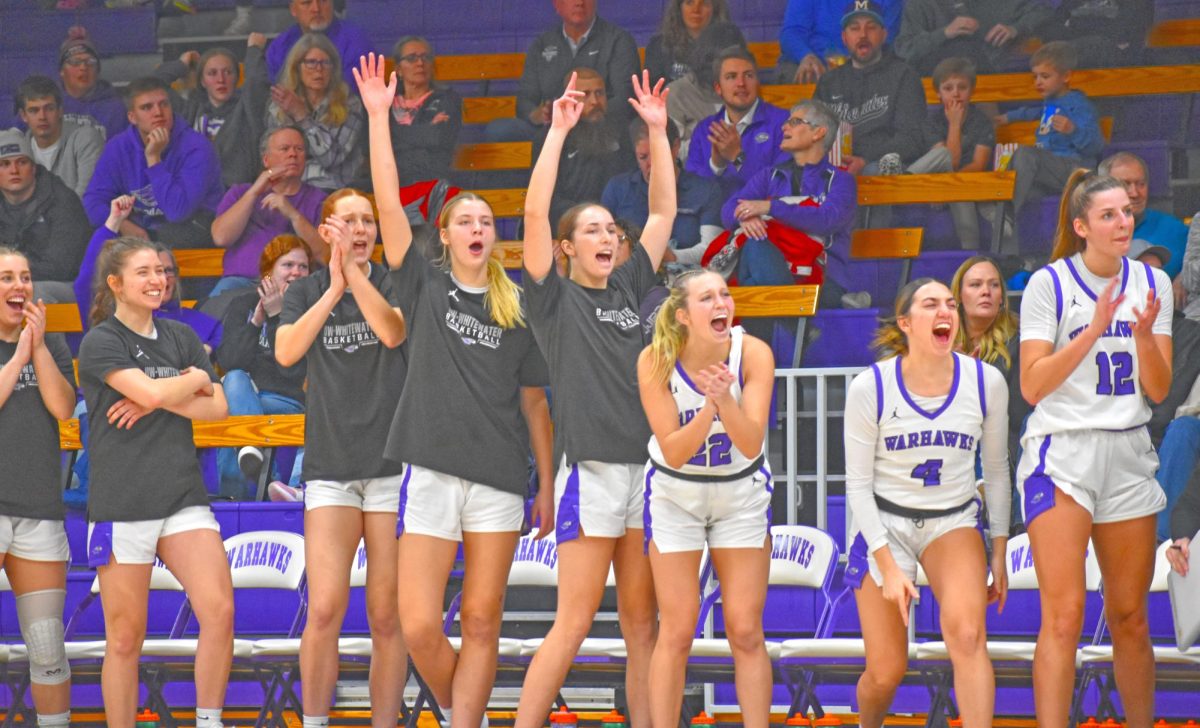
[16,589,70,686]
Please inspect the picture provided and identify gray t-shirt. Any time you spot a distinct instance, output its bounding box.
[280,264,408,482]
[79,317,219,522]
[524,245,657,465]
[0,335,74,520]
[385,250,548,496]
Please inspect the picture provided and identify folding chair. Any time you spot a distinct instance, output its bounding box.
[915,533,1102,727]
[0,569,33,728]
[1073,540,1200,722]
[219,530,307,728]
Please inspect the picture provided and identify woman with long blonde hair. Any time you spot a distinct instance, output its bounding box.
[1017,169,1172,728]
[267,33,363,190]
[356,54,555,728]
[638,268,775,728]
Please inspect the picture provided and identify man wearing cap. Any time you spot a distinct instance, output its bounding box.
[0,129,91,302]
[17,75,104,199]
[265,0,373,87]
[896,0,1050,75]
[58,26,128,140]
[1100,152,1189,280]
[778,0,903,83]
[813,1,926,177]
[684,45,789,198]
[82,77,224,247]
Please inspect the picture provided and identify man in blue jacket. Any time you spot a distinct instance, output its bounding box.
[82,77,224,247]
[685,46,790,199]
[722,99,858,310]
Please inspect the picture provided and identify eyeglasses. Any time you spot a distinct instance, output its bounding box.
[300,58,333,70]
[398,53,434,64]
[784,117,818,128]
[64,57,98,68]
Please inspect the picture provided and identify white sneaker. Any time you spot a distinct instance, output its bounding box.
[877,152,902,175]
[267,481,303,502]
[223,7,252,35]
[840,291,872,309]
[238,446,264,479]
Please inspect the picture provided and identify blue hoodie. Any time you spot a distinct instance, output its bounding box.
[82,120,224,232]
[1005,89,1104,165]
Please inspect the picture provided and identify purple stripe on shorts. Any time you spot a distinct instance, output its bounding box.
[642,466,656,555]
[1023,435,1057,527]
[556,464,582,543]
[395,465,413,538]
[88,522,114,568]
[845,533,869,589]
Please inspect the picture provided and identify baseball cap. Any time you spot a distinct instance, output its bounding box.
[0,129,32,161]
[1128,238,1171,266]
[841,0,886,27]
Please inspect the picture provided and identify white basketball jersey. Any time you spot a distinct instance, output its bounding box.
[647,326,764,477]
[865,352,989,510]
[1024,255,1167,438]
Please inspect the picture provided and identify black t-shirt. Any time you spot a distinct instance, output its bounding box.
[385,251,548,496]
[524,245,657,465]
[0,335,74,520]
[279,264,408,482]
[216,289,307,404]
[920,105,996,170]
[78,317,219,522]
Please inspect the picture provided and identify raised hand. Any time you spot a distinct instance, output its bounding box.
[105,195,136,233]
[22,300,47,350]
[327,234,348,294]
[701,363,736,409]
[628,69,669,131]
[550,72,586,131]
[353,52,397,117]
[13,320,33,366]
[144,126,169,165]
[1090,277,1124,337]
[258,276,284,318]
[271,85,307,122]
[247,32,267,49]
[1131,288,1161,339]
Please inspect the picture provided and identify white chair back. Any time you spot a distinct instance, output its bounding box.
[1004,533,1103,591]
[767,525,838,589]
[1150,540,1173,593]
[509,532,559,588]
[0,569,9,592]
[224,530,306,591]
[349,538,368,588]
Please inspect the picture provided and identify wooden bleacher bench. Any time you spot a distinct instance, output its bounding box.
[850,227,924,286]
[1147,18,1200,48]
[57,414,306,451]
[453,141,533,171]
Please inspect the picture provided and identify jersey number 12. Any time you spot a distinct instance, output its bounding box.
[688,433,733,467]
[1095,351,1134,396]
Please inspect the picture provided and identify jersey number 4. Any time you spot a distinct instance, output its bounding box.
[688,433,733,467]
[911,458,943,487]
[1095,351,1134,396]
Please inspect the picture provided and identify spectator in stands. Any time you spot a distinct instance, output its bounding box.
[215,235,311,499]
[645,0,731,85]
[685,46,789,198]
[388,36,462,186]
[778,0,903,83]
[918,58,995,249]
[603,118,723,254]
[720,100,857,323]
[486,0,641,142]
[1036,0,1151,68]
[1167,470,1198,576]
[535,68,637,228]
[895,0,1050,75]
[814,1,927,176]
[156,34,272,188]
[57,26,128,140]
[996,42,1104,243]
[82,77,224,247]
[666,21,747,160]
[1100,152,1189,280]
[265,0,373,87]
[16,75,104,198]
[154,244,223,356]
[211,126,326,296]
[267,34,365,191]
[0,130,90,302]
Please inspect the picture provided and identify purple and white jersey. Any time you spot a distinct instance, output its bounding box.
[843,352,1010,554]
[1020,254,1173,439]
[647,326,764,477]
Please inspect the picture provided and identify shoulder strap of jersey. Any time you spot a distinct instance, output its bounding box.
[1143,260,1157,299]
[870,362,884,423]
[1045,264,1064,322]
[974,355,987,418]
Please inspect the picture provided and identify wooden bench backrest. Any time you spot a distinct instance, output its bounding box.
[857,171,1016,206]
[995,116,1114,145]
[58,414,306,450]
[1147,18,1200,48]
[849,228,924,260]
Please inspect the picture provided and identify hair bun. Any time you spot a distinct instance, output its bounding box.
[67,25,89,41]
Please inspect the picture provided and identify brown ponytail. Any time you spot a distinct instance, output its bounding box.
[89,237,158,326]
[871,277,940,359]
[1049,168,1126,262]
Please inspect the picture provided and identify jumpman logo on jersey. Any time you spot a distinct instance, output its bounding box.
[134,345,149,361]
[889,407,900,421]
[1071,295,1082,308]
[448,289,460,303]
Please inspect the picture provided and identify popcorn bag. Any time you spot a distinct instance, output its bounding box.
[828,120,853,168]
[993,143,1018,171]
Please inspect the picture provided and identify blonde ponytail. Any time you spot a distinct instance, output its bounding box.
[1050,168,1126,262]
[484,257,526,329]
[647,283,690,384]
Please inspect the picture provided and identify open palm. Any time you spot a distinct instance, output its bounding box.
[353,52,397,116]
[628,69,669,130]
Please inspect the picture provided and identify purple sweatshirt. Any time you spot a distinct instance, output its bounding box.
[685,100,791,198]
[265,18,374,87]
[721,158,857,290]
[82,121,224,232]
[215,182,326,278]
